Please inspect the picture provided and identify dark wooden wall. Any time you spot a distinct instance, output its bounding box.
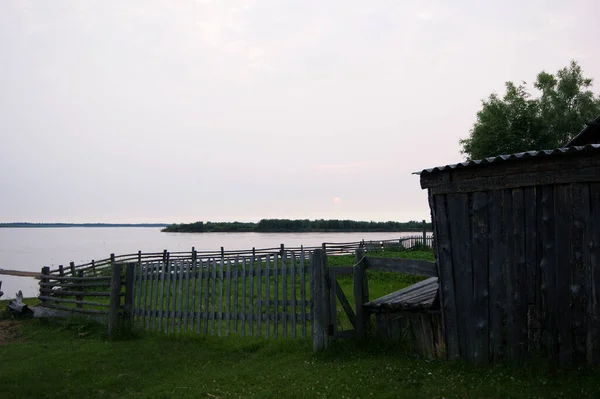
[422,152,600,364]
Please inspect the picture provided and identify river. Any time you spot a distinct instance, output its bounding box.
[0,228,424,299]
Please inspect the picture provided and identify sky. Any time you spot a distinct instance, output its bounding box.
[1,0,599,224]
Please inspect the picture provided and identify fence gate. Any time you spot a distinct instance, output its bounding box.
[326,248,370,341]
[131,249,313,339]
[327,265,358,339]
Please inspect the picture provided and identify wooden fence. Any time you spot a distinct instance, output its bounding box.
[131,249,312,338]
[36,235,433,342]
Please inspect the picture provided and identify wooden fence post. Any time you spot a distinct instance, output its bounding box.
[76,271,84,308]
[123,263,135,334]
[422,220,427,246]
[40,267,50,304]
[70,262,76,276]
[311,249,331,352]
[354,248,369,339]
[108,254,122,339]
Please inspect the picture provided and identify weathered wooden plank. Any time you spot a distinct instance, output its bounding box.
[540,185,557,359]
[208,258,216,335]
[40,280,113,288]
[190,250,197,332]
[150,262,159,331]
[181,311,312,323]
[525,187,542,355]
[291,251,297,338]
[364,257,437,276]
[241,257,247,336]
[170,261,179,333]
[134,260,143,330]
[249,253,255,336]
[365,277,438,306]
[256,255,263,337]
[43,303,109,316]
[328,266,354,276]
[488,189,505,361]
[163,260,172,334]
[300,248,307,338]
[587,183,600,363]
[425,164,600,194]
[571,183,589,362]
[265,254,271,339]
[274,253,279,338]
[446,192,473,361]
[554,184,573,364]
[218,257,224,336]
[45,275,111,282]
[203,260,210,334]
[196,257,203,333]
[354,248,367,339]
[311,249,331,351]
[367,282,439,308]
[524,187,538,305]
[108,263,123,338]
[158,260,167,332]
[233,256,239,334]
[176,261,184,332]
[335,279,356,329]
[471,191,489,363]
[511,188,528,358]
[143,262,152,331]
[422,150,600,187]
[141,259,149,330]
[329,268,338,337]
[37,296,110,307]
[225,258,232,337]
[42,290,111,297]
[282,250,288,338]
[432,193,460,360]
[183,261,191,332]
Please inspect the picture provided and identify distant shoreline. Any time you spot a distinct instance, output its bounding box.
[0,223,168,228]
[162,219,432,233]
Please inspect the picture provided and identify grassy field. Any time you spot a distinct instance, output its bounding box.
[3,248,600,398]
[2,316,600,398]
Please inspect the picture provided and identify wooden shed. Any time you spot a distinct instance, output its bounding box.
[419,129,600,364]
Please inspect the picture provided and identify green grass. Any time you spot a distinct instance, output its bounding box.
[3,249,600,398]
[2,318,600,398]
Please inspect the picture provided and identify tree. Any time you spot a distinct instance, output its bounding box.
[460,61,600,160]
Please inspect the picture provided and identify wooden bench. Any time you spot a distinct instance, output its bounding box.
[360,260,444,358]
[364,276,439,312]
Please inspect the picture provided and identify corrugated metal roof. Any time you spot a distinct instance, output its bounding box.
[565,115,600,146]
[416,144,600,175]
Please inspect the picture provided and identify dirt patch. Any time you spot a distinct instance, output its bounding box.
[0,320,24,345]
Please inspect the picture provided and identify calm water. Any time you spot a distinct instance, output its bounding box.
[0,228,420,298]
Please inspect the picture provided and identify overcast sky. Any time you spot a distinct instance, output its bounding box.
[1,0,599,224]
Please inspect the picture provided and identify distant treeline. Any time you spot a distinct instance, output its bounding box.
[0,223,168,228]
[162,219,432,233]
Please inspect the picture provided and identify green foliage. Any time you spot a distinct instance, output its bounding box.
[460,60,600,160]
[162,219,432,233]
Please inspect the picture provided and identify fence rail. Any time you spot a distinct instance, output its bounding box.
[46,235,434,276]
